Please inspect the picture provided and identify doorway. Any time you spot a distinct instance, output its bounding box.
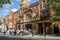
[38,23,43,34]
[54,26,59,34]
[18,25,20,30]
[25,24,32,30]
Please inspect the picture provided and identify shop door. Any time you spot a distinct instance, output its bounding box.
[18,25,20,30]
[38,23,43,34]
[25,24,32,30]
[54,26,59,34]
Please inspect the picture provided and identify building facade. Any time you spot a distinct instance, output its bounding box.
[4,0,60,35]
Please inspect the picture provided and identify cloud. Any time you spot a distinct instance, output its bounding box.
[11,8,17,12]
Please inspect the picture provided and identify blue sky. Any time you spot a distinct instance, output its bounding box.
[0,0,38,18]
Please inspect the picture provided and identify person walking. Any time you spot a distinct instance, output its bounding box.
[30,29,33,37]
[21,28,24,36]
[3,30,6,35]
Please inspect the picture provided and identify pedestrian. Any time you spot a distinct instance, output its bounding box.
[28,29,31,34]
[31,29,33,37]
[9,31,12,35]
[21,28,24,36]
[3,30,6,35]
[14,30,16,35]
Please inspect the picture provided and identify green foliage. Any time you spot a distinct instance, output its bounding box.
[48,0,60,10]
[48,0,56,9]
[48,0,60,16]
[0,0,11,7]
[56,3,60,16]
[49,16,60,22]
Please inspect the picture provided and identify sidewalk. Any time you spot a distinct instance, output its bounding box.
[0,33,60,39]
[15,34,60,39]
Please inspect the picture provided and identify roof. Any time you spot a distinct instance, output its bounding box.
[29,1,39,7]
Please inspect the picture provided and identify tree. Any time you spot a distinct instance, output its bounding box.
[0,0,11,7]
[48,0,60,22]
[48,0,60,16]
[50,16,60,22]
[56,2,60,16]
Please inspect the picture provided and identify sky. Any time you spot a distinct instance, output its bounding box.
[0,0,38,18]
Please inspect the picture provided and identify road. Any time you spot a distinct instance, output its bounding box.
[0,36,60,40]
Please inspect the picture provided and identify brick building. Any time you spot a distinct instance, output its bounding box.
[4,0,60,35]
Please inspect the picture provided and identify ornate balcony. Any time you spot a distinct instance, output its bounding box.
[40,8,50,20]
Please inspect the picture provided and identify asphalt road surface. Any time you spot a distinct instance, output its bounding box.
[0,36,60,40]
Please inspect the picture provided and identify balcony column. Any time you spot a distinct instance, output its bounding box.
[24,14,26,22]
[43,22,46,37]
[16,24,18,30]
[23,23,26,30]
[20,24,22,29]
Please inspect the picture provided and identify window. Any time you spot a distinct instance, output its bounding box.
[9,15,12,19]
[42,1,46,8]
[30,8,34,10]
[6,21,9,24]
[32,13,36,18]
[34,6,36,9]
[9,22,12,24]
[26,14,32,20]
[36,5,38,8]
[36,13,39,16]
[9,14,12,19]
[9,16,12,19]
[20,13,23,18]
[34,6,38,9]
